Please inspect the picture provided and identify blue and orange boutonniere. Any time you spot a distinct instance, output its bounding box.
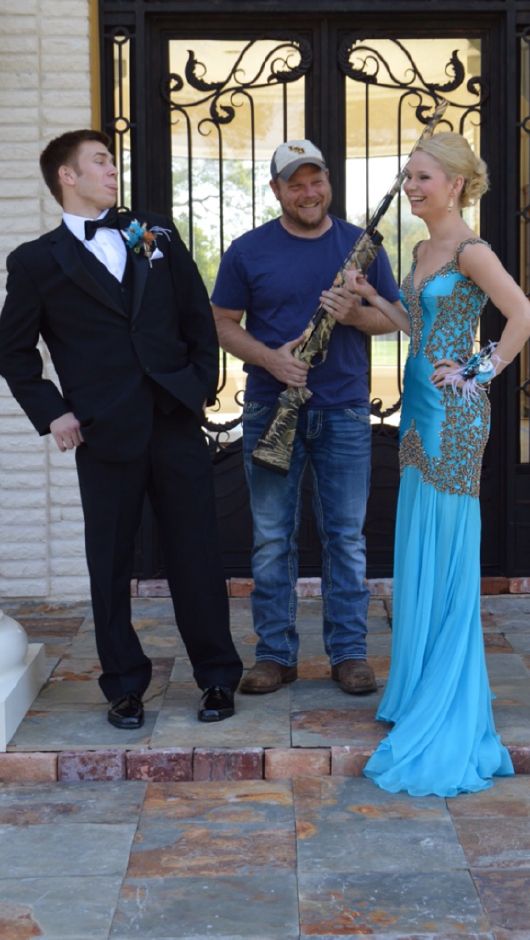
[122,220,170,266]
[122,220,156,265]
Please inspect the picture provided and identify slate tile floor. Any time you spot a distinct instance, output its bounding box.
[1,775,530,938]
[0,593,529,937]
[3,594,529,760]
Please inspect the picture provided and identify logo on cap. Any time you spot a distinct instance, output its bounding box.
[270,139,327,181]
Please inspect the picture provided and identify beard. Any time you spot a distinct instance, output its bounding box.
[281,197,331,231]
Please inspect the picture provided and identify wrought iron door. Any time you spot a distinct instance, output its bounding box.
[100,2,528,579]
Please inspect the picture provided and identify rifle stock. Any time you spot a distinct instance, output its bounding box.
[252,232,382,474]
[251,99,448,475]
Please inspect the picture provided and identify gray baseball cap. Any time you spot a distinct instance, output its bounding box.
[270,140,327,181]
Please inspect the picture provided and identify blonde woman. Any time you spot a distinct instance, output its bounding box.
[348,132,530,796]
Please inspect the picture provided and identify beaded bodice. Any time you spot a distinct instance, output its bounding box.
[399,239,491,498]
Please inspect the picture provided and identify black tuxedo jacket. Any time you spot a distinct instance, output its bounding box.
[0,212,219,460]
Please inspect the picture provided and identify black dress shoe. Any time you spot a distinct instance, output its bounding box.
[108,693,144,729]
[198,686,235,723]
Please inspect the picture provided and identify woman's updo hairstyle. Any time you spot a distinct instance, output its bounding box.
[415,132,489,207]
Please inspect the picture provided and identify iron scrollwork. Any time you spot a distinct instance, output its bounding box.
[161,37,312,118]
[338,37,487,129]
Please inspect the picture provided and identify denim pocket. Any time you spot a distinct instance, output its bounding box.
[344,407,371,425]
[243,400,271,421]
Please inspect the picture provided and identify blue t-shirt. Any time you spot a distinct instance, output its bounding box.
[211,216,400,408]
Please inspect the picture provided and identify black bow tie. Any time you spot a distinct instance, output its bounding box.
[84,208,122,240]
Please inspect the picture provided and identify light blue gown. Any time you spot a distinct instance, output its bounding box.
[364,239,514,797]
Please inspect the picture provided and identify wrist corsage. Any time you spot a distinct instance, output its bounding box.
[460,340,498,383]
[443,340,507,399]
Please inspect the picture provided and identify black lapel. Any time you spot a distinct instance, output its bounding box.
[119,212,152,322]
[130,249,149,322]
[48,223,128,319]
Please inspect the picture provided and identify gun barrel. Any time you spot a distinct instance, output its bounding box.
[251,97,449,473]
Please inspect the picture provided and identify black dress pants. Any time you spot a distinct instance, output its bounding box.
[75,404,243,701]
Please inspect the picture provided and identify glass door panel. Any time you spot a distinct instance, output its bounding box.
[343,37,482,424]
[166,38,306,436]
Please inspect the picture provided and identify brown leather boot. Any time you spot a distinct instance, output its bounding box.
[239,661,298,694]
[331,659,377,694]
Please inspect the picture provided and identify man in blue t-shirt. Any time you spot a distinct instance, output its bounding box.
[212,139,400,695]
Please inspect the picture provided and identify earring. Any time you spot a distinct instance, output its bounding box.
[447,196,454,212]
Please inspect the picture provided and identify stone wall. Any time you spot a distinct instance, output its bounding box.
[0,1,93,597]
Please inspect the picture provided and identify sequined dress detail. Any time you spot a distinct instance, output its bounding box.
[364,239,514,797]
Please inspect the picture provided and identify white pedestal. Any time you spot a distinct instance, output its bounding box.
[0,644,48,751]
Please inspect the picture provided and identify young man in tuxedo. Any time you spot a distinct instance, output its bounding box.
[0,129,242,728]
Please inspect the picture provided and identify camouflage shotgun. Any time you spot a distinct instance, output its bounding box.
[252,97,448,474]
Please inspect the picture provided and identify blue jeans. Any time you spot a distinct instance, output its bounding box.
[242,402,371,666]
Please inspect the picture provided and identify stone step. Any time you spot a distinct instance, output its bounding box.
[132,576,530,597]
[1,743,529,784]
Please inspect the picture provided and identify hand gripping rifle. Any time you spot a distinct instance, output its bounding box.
[251,97,448,474]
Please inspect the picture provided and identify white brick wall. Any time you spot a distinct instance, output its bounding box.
[0,0,92,598]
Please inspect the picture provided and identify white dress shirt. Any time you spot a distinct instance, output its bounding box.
[63,210,127,282]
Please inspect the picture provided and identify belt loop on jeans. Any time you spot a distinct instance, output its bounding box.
[306,408,322,439]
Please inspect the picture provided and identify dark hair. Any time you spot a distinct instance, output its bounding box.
[39,129,112,205]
